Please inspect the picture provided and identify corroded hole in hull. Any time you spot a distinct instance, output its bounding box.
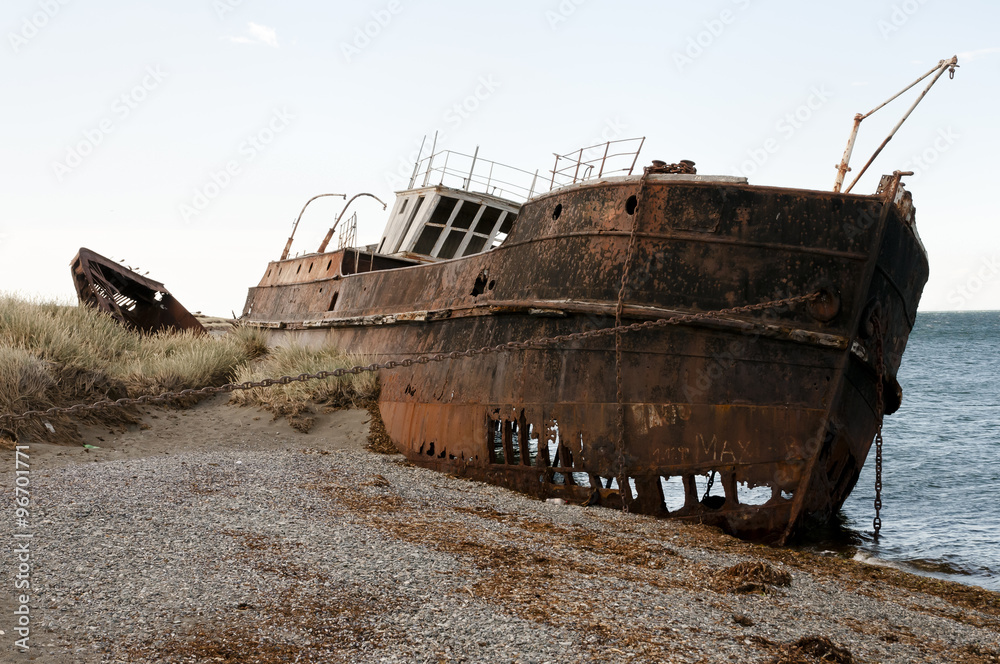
[488,413,560,469]
[737,482,773,506]
[661,476,686,512]
[694,473,726,509]
[481,408,799,525]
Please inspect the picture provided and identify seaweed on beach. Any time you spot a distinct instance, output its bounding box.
[365,394,398,454]
[718,560,792,593]
[762,635,856,664]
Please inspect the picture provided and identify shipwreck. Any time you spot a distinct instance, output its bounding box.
[71,247,205,335]
[240,58,958,543]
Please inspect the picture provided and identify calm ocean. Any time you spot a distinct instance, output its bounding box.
[819,310,999,592]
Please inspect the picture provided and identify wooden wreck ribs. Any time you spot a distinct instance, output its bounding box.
[243,174,927,542]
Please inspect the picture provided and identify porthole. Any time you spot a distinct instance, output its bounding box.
[552,203,562,220]
[626,195,638,216]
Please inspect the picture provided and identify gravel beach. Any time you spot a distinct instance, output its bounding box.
[2,397,998,663]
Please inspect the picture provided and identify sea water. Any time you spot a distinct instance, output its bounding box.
[828,311,999,591]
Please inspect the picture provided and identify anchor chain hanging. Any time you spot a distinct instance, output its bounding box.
[613,160,697,510]
[613,174,645,511]
[702,470,717,503]
[872,314,886,538]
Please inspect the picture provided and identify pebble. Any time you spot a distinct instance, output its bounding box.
[1,445,997,663]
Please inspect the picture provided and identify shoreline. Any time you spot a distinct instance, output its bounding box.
[2,396,998,663]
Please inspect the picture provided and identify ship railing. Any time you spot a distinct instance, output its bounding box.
[407,137,647,204]
[336,211,358,250]
[548,137,646,190]
[409,148,545,203]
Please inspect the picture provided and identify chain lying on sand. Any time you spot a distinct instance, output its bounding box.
[0,292,820,427]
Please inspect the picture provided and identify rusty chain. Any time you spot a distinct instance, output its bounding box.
[702,470,717,503]
[614,173,646,508]
[613,161,697,508]
[872,313,886,538]
[0,291,819,431]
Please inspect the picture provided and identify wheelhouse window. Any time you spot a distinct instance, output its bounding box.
[400,193,518,259]
[491,213,516,248]
[393,195,425,253]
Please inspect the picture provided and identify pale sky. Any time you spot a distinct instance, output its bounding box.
[2,0,997,315]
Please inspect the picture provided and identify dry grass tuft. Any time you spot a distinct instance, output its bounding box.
[117,329,252,395]
[0,296,271,442]
[0,346,56,416]
[229,343,377,432]
[227,323,270,360]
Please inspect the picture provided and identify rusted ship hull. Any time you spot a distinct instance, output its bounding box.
[243,174,927,542]
[71,248,205,334]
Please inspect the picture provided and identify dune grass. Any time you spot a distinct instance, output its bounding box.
[0,346,55,418]
[0,295,377,443]
[229,344,378,432]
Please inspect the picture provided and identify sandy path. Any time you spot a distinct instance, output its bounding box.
[28,395,372,470]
